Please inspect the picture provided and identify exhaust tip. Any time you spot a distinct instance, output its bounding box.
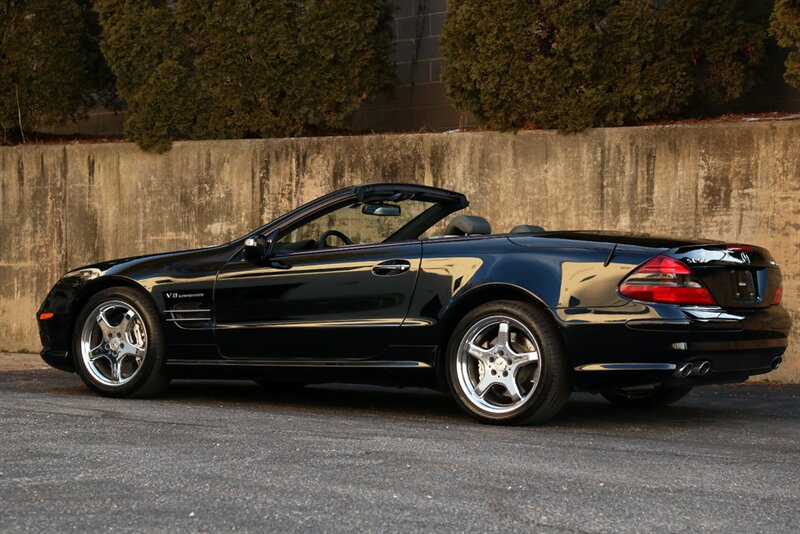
[697,360,711,377]
[771,356,783,370]
[676,363,693,378]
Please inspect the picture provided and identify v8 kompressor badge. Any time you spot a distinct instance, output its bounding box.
[165,291,205,299]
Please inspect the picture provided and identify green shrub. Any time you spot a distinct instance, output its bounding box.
[0,0,114,140]
[771,0,800,88]
[442,0,770,131]
[96,0,393,152]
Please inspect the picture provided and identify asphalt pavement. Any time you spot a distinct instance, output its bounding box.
[1,355,798,532]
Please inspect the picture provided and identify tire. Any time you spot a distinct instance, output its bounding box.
[72,286,169,398]
[601,387,692,408]
[445,300,571,425]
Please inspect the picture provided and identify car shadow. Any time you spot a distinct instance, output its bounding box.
[21,369,784,428]
[157,379,741,428]
[163,380,464,419]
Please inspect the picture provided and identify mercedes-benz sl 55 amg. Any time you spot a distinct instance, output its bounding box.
[37,183,790,424]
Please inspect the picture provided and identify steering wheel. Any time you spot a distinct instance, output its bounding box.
[318,229,353,248]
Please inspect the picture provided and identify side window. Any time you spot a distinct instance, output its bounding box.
[275,199,432,253]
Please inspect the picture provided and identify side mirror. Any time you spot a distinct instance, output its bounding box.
[243,236,271,262]
[362,202,401,217]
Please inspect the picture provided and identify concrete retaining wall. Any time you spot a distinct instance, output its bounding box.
[1,120,798,381]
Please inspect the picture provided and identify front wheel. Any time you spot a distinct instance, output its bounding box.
[72,287,169,398]
[601,387,692,408]
[445,301,571,425]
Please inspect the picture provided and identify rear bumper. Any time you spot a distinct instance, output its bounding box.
[560,303,791,390]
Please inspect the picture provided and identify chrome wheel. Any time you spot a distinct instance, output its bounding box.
[455,315,542,414]
[79,300,148,386]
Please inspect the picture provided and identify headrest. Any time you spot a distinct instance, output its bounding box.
[445,215,492,236]
[510,224,546,234]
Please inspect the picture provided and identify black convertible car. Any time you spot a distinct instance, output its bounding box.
[37,183,790,424]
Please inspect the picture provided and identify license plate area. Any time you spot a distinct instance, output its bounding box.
[733,269,757,302]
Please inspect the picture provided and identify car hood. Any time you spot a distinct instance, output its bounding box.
[65,243,236,279]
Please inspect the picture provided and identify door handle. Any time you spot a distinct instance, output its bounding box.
[372,260,411,276]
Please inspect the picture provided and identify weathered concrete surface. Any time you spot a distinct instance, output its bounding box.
[1,121,798,380]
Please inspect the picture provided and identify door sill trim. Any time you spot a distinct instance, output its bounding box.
[214,318,405,329]
[166,359,432,369]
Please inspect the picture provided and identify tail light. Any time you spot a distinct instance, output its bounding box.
[772,287,782,305]
[619,255,716,306]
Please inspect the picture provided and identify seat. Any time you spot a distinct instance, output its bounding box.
[444,215,492,236]
[510,224,546,234]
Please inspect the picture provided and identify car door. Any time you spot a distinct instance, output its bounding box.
[213,199,426,360]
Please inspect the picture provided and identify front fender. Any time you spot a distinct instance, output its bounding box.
[37,270,149,363]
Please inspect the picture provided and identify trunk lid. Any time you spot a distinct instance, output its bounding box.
[508,230,725,250]
[507,231,782,309]
[669,244,782,309]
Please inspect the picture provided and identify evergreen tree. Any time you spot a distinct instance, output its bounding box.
[0,0,113,140]
[771,0,800,88]
[96,0,393,152]
[442,0,771,131]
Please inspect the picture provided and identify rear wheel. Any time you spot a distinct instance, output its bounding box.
[72,287,169,398]
[445,300,571,425]
[601,387,692,408]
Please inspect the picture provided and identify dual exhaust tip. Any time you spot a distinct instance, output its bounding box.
[675,360,711,378]
[675,357,782,377]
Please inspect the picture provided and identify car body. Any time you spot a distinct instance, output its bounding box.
[37,183,791,423]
